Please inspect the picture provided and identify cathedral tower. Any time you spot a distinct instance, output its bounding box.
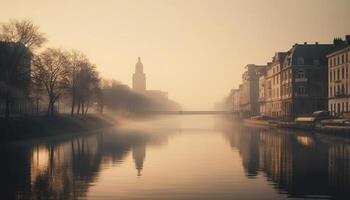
[132,57,146,92]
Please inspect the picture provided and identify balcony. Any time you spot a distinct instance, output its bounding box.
[294,93,308,97]
[295,78,308,83]
[334,92,350,98]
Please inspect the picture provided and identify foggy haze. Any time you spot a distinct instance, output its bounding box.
[1,0,349,109]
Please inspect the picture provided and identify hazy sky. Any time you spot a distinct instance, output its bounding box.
[1,0,350,109]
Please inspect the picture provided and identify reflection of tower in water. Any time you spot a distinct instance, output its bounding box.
[132,144,146,176]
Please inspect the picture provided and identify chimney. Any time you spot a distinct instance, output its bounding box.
[346,35,350,44]
[333,37,344,46]
[304,42,307,45]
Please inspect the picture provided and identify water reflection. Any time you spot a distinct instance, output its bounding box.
[1,117,350,199]
[222,121,350,199]
[0,125,170,200]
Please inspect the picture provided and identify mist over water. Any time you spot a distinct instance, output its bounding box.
[1,116,349,200]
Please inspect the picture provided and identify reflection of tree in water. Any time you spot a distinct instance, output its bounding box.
[221,121,350,199]
[0,145,32,200]
[29,136,103,200]
[0,129,169,200]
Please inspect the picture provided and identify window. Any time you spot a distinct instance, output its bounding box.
[297,57,304,65]
[296,70,305,79]
[330,71,333,82]
[334,86,336,95]
[329,59,332,67]
[338,56,340,65]
[342,55,345,64]
[342,67,345,79]
[330,104,333,113]
[337,69,340,80]
[330,87,333,97]
[296,86,306,95]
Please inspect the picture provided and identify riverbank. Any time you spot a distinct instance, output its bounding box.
[0,114,116,140]
[244,117,350,135]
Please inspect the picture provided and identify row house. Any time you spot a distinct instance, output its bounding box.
[259,74,266,115]
[258,43,332,118]
[233,35,349,119]
[327,36,350,115]
[263,53,286,117]
[280,43,332,118]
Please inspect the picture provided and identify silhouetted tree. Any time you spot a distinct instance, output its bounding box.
[99,80,153,114]
[0,19,46,119]
[64,51,89,115]
[74,63,100,115]
[32,48,69,116]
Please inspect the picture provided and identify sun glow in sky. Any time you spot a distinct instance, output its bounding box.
[1,0,350,109]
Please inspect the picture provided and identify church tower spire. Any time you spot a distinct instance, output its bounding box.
[132,57,146,92]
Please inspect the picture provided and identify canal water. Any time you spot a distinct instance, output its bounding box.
[1,116,349,200]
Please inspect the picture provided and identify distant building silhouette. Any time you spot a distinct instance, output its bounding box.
[131,57,168,101]
[239,64,266,117]
[132,57,146,92]
[0,41,32,115]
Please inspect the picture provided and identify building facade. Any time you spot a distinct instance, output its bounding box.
[240,64,266,116]
[232,88,241,113]
[264,53,286,117]
[327,36,350,116]
[280,43,332,118]
[258,74,266,115]
[0,42,32,114]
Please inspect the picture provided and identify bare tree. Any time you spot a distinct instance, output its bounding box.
[32,48,69,116]
[64,50,90,115]
[0,19,46,119]
[0,19,46,51]
[75,63,100,115]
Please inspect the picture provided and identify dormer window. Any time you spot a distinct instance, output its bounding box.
[297,57,304,65]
